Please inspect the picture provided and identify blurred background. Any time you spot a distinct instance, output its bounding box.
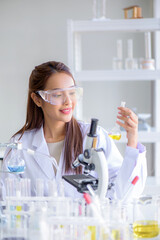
[0,0,157,177]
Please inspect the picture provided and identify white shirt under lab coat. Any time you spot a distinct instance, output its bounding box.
[0,121,147,200]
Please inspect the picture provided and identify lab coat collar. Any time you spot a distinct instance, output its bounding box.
[32,125,46,149]
[31,125,55,179]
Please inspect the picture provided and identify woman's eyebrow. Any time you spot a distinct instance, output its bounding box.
[51,85,75,91]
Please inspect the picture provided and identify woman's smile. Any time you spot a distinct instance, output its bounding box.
[59,107,72,114]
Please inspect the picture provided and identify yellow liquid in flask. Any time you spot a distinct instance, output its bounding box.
[108,134,121,140]
[133,220,159,238]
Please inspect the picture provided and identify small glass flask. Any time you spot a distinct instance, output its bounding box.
[7,143,25,174]
[108,101,126,140]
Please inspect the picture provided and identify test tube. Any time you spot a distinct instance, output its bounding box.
[20,178,31,196]
[5,178,17,197]
[48,179,57,197]
[26,178,31,196]
[36,178,44,197]
[58,179,65,197]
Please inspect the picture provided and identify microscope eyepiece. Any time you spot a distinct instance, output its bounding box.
[88,118,99,137]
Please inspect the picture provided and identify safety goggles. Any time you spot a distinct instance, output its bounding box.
[36,86,83,106]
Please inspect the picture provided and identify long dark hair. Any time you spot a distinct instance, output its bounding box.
[14,61,83,174]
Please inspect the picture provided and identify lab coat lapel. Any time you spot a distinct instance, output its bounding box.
[32,126,55,179]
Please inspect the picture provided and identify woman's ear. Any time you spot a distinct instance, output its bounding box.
[31,92,42,107]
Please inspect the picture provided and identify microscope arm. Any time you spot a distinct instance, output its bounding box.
[89,149,108,200]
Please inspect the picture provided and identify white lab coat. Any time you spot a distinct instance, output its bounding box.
[1,121,147,200]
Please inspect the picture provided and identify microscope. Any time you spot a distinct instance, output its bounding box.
[62,119,109,200]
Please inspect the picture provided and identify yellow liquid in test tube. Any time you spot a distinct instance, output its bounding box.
[133,220,159,238]
[16,205,22,228]
[108,134,121,140]
[88,226,96,240]
[111,229,121,240]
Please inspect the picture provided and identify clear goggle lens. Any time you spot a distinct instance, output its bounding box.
[37,86,83,105]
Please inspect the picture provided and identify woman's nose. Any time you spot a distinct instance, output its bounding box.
[63,94,72,105]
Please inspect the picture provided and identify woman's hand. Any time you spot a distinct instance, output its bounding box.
[116,107,138,149]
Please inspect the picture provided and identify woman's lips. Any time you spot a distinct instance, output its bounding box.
[60,108,72,114]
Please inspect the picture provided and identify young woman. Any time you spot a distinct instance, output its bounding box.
[1,61,147,200]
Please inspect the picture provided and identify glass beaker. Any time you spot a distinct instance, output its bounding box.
[133,196,159,238]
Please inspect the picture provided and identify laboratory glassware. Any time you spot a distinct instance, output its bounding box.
[6,149,25,174]
[108,101,126,140]
[0,141,58,175]
[0,142,26,174]
[48,179,58,197]
[106,199,130,240]
[138,113,151,131]
[92,0,107,20]
[36,179,44,197]
[112,40,123,70]
[121,176,139,203]
[125,39,138,70]
[140,32,155,70]
[133,195,159,238]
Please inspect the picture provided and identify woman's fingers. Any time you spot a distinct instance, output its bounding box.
[117,115,137,128]
[117,107,138,125]
[116,107,138,134]
[118,107,137,118]
[117,119,137,130]
[117,107,138,148]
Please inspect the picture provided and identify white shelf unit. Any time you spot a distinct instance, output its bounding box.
[67,18,160,71]
[74,70,160,81]
[69,18,160,32]
[67,10,160,177]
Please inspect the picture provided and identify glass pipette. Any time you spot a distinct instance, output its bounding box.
[108,101,126,140]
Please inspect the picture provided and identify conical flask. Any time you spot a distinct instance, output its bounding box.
[108,101,126,140]
[7,143,25,174]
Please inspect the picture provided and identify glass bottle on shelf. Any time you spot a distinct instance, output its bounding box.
[125,39,138,70]
[92,0,108,20]
[112,40,123,70]
[139,32,155,70]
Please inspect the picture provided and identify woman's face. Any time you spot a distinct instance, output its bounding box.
[40,72,76,124]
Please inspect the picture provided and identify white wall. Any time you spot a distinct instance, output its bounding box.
[0,0,91,141]
[0,0,153,172]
